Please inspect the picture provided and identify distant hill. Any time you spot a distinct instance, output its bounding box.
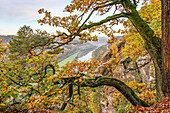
[92,44,111,61]
[88,36,122,47]
[0,35,97,62]
[91,36,122,61]
[57,40,97,62]
[0,35,13,43]
[0,35,122,62]
[88,37,109,47]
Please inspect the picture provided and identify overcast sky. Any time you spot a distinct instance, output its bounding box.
[0,0,124,36]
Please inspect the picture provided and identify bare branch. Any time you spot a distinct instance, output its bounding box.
[133,0,137,6]
[77,2,94,22]
[77,0,121,33]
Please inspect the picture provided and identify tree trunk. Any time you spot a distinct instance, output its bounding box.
[161,0,170,97]
[122,0,164,101]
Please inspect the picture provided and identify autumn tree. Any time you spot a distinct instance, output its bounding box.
[37,0,163,98]
[0,0,169,112]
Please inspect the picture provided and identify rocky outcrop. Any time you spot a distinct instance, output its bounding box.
[118,54,155,85]
[136,54,155,84]
[91,41,155,113]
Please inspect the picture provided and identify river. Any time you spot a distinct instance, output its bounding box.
[78,49,95,62]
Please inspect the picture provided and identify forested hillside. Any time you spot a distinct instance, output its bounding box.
[0,35,12,43]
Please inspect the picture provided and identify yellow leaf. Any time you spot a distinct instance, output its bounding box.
[3,43,7,46]
[49,76,53,80]
[0,103,6,106]
[78,78,82,82]
[66,98,70,101]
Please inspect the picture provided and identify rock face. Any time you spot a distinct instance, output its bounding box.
[119,54,155,84]
[92,45,155,113]
[92,44,111,61]
[136,54,155,84]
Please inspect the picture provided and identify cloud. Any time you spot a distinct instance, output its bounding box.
[0,0,71,35]
[0,0,124,35]
[0,0,70,21]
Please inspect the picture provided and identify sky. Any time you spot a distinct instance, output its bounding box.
[0,0,125,36]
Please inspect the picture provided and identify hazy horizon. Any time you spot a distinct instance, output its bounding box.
[0,0,125,36]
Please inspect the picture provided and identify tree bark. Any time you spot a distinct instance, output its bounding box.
[161,0,170,97]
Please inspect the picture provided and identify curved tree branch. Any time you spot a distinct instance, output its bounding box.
[53,75,150,109]
[61,84,73,111]
[82,12,128,30]
[79,76,150,107]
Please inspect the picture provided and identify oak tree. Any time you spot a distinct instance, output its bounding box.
[0,0,169,112]
[38,0,164,100]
